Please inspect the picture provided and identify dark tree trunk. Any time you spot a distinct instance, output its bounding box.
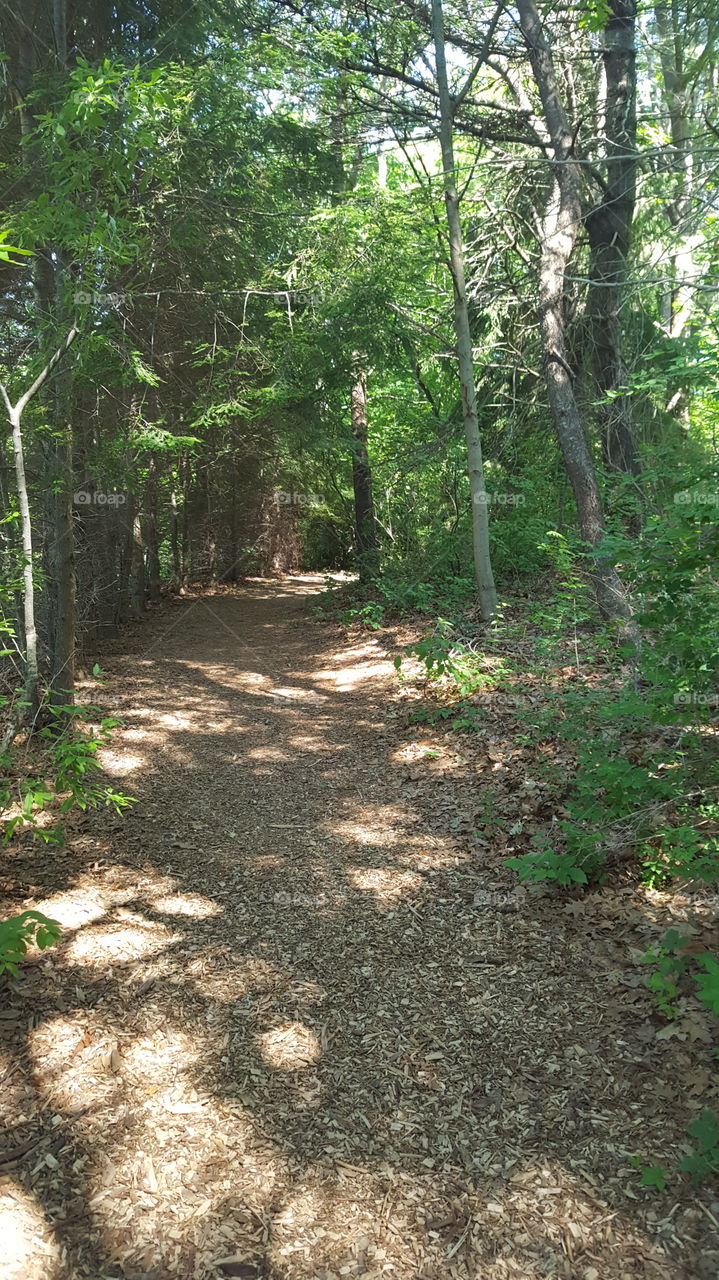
[517,0,636,631]
[130,502,146,617]
[170,480,181,587]
[587,0,642,497]
[145,454,161,602]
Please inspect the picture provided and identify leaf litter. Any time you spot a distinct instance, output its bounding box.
[0,577,717,1279]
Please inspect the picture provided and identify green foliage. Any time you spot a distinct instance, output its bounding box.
[695,955,719,1017]
[0,230,33,264]
[641,929,692,1018]
[508,463,719,889]
[1,706,134,845]
[395,620,495,698]
[529,532,594,648]
[338,599,386,629]
[680,1110,719,1182]
[0,910,61,977]
[632,1110,719,1189]
[506,847,591,886]
[642,929,719,1021]
[634,1161,668,1190]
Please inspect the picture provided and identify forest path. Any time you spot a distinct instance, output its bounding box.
[3,578,713,1280]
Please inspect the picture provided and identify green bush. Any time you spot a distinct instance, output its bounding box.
[0,910,61,976]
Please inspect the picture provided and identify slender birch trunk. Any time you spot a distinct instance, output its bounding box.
[0,327,78,724]
[431,0,497,620]
[350,357,380,582]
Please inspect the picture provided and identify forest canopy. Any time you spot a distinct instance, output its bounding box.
[1,0,717,869]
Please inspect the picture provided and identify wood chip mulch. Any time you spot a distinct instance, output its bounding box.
[1,576,717,1280]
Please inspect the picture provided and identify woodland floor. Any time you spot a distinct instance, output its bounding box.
[1,575,719,1280]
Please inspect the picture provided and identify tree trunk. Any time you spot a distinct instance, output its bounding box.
[130,508,146,617]
[180,454,190,589]
[587,0,641,494]
[431,0,497,621]
[8,407,40,718]
[117,495,135,624]
[654,2,698,341]
[517,0,635,631]
[170,481,181,587]
[350,358,380,583]
[48,407,76,705]
[0,327,78,726]
[145,454,161,602]
[48,247,76,706]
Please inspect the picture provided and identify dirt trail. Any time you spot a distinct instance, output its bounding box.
[1,578,716,1280]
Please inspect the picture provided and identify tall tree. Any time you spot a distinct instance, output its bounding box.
[586,0,641,487]
[431,0,497,620]
[516,0,635,628]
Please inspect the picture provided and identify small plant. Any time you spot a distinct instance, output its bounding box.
[506,846,594,887]
[631,1110,719,1189]
[680,1109,719,1182]
[641,928,719,1019]
[530,531,594,657]
[630,1157,668,1190]
[338,599,385,630]
[694,954,719,1016]
[641,929,691,1018]
[0,910,61,976]
[1,703,134,843]
[395,620,492,697]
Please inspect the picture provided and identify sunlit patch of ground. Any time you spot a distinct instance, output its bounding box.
[0,1182,59,1280]
[346,866,423,905]
[33,886,121,930]
[151,892,221,918]
[258,1021,321,1070]
[61,911,175,969]
[313,659,391,691]
[1,578,714,1280]
[96,747,147,775]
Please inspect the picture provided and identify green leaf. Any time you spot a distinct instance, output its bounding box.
[686,1109,719,1155]
[640,1165,667,1189]
[695,956,719,1016]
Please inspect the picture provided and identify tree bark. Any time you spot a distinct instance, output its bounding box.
[587,0,641,491]
[130,508,146,616]
[653,2,698,341]
[0,327,78,723]
[8,406,40,718]
[350,358,380,582]
[170,480,181,587]
[145,454,161,602]
[517,0,635,630]
[47,408,76,705]
[180,454,190,589]
[431,0,497,621]
[48,250,76,706]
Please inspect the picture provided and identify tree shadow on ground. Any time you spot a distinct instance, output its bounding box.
[1,578,717,1280]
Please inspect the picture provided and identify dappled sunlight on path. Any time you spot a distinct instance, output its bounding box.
[1,578,716,1279]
